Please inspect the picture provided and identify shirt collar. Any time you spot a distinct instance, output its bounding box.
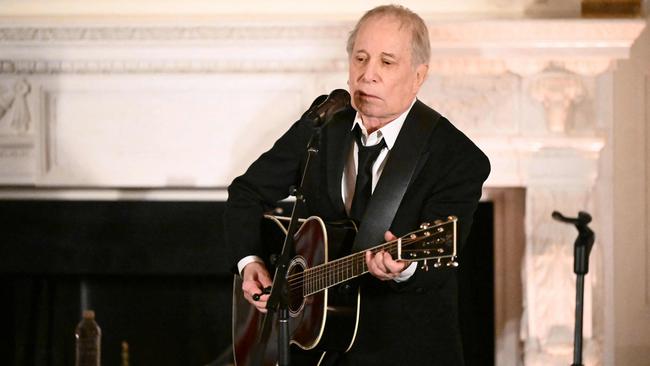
[351,98,417,149]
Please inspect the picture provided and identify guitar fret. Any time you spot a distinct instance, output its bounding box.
[293,218,458,299]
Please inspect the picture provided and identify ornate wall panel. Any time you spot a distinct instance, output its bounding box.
[33,75,317,187]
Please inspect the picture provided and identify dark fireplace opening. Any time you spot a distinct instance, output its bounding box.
[0,200,234,366]
[0,198,508,365]
[459,202,495,366]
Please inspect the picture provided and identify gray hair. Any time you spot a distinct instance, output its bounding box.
[346,4,431,66]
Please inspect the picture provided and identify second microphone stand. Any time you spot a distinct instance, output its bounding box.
[551,211,595,366]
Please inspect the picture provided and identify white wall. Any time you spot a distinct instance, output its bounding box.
[611,23,650,366]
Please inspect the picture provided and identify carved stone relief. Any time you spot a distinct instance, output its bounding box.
[0,77,35,183]
[529,72,586,134]
[0,78,31,134]
[420,74,519,134]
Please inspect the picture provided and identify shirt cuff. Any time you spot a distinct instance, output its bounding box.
[393,262,417,283]
[237,255,264,276]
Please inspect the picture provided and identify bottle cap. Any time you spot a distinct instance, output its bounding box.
[82,310,95,319]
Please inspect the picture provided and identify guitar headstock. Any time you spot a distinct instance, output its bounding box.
[396,216,458,271]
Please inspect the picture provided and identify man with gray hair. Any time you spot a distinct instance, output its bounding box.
[225,4,490,365]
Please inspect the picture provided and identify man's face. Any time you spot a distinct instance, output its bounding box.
[348,15,428,125]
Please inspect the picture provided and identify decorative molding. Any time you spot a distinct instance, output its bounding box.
[505,59,614,77]
[0,58,619,76]
[0,19,643,76]
[477,136,605,153]
[0,20,642,45]
[0,78,32,134]
[0,146,30,158]
[530,72,586,133]
[426,19,643,44]
[0,59,349,74]
[428,59,509,75]
[0,25,351,42]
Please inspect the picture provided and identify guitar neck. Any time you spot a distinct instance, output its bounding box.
[302,241,396,296]
[296,216,456,297]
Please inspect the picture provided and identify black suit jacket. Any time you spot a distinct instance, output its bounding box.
[224,98,490,365]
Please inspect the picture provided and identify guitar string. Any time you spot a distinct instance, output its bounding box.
[286,240,401,293]
[286,233,435,285]
[277,223,452,295]
[294,232,451,295]
[284,236,425,293]
[290,243,399,294]
[286,237,405,285]
[291,235,438,287]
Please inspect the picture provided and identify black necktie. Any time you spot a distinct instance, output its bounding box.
[349,127,386,222]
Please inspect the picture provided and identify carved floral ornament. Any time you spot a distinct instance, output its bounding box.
[0,79,31,134]
[530,72,586,134]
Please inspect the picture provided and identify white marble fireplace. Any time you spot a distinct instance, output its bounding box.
[0,13,647,366]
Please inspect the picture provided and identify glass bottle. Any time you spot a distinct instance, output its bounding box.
[75,310,101,366]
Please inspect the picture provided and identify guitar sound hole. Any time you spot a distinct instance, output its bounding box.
[287,259,306,315]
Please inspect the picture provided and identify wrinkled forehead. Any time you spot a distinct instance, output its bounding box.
[353,14,413,51]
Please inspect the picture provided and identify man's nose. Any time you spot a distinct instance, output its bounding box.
[360,61,380,83]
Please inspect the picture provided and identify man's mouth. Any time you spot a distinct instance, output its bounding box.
[357,91,380,100]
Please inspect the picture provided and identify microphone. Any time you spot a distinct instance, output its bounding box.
[552,211,592,225]
[303,89,351,127]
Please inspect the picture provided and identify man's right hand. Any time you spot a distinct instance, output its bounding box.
[241,261,273,313]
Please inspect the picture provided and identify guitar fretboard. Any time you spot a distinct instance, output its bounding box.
[285,217,455,297]
[301,241,398,296]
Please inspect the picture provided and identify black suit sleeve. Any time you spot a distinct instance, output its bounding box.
[394,118,490,292]
[421,137,490,254]
[223,97,326,272]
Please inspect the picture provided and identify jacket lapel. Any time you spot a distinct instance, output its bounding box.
[352,100,441,250]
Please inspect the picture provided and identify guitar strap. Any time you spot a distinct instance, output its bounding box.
[351,101,440,252]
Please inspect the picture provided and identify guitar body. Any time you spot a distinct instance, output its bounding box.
[232,216,359,366]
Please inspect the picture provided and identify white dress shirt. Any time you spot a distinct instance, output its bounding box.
[238,99,418,282]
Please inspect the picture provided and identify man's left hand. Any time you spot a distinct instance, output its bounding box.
[365,231,409,281]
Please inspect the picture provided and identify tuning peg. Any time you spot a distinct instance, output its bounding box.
[421,259,429,272]
[433,258,442,269]
[446,257,459,267]
[420,222,430,229]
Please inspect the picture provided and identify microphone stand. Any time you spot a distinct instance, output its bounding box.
[551,211,595,366]
[260,123,324,366]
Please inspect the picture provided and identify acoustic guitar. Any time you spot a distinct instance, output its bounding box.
[232,215,458,366]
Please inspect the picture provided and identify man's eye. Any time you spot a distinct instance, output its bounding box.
[383,60,393,65]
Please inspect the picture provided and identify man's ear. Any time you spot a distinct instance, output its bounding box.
[414,63,429,90]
